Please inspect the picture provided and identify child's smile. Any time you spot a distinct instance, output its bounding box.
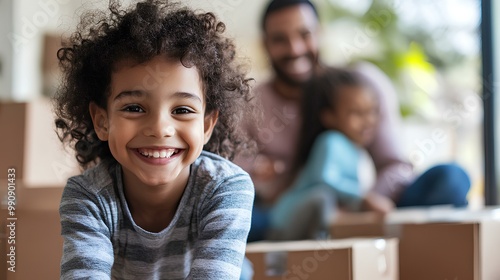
[137,147,179,160]
[90,55,217,190]
[134,147,182,164]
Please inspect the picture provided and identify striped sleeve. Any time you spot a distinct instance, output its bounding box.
[189,174,254,280]
[59,178,114,280]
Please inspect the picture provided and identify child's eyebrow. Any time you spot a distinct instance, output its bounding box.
[172,91,202,103]
[114,90,144,102]
[113,90,202,103]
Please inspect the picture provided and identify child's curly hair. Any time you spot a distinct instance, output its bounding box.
[54,0,254,168]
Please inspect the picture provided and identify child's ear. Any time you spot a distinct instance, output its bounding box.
[89,102,109,141]
[203,110,219,144]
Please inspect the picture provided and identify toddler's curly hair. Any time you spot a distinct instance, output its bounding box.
[54,0,254,168]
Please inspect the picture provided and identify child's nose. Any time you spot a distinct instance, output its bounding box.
[143,113,175,138]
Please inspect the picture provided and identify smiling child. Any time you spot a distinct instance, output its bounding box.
[54,1,255,279]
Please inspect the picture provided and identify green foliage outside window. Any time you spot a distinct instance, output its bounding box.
[317,0,480,119]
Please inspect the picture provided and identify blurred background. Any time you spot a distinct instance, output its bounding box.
[0,0,494,207]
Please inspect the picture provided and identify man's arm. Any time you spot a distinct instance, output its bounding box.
[232,83,299,203]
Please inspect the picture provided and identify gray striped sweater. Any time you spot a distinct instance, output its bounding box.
[59,151,254,279]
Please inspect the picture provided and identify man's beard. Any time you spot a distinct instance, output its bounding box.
[270,52,318,87]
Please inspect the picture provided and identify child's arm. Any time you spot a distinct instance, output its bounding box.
[59,179,114,279]
[299,131,394,214]
[298,131,363,209]
[190,173,254,280]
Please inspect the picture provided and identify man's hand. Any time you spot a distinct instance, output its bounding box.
[251,154,289,203]
[252,154,285,182]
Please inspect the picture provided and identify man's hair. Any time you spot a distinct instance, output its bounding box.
[261,0,319,31]
[54,0,255,168]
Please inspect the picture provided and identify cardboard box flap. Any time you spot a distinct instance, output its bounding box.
[353,239,398,280]
[0,100,80,187]
[246,238,398,280]
[247,238,391,253]
[386,206,500,224]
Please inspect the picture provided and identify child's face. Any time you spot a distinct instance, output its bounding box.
[90,56,217,188]
[320,86,378,146]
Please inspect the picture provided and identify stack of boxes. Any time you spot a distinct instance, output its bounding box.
[246,238,399,280]
[0,100,79,280]
[246,207,500,280]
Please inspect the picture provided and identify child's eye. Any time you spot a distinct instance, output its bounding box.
[172,107,193,114]
[122,105,145,113]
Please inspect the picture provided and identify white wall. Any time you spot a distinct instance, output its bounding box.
[0,0,14,100]
[8,0,87,101]
[185,0,270,82]
[1,0,269,101]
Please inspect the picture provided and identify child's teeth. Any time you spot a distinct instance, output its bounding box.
[166,150,175,158]
[139,149,176,158]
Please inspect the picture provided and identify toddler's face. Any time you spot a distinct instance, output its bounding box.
[90,55,217,189]
[321,86,379,146]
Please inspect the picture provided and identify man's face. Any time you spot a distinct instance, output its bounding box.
[263,4,320,86]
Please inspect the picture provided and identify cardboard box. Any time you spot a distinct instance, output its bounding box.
[0,100,80,188]
[5,208,63,280]
[1,184,63,280]
[330,207,500,280]
[246,238,398,280]
[1,208,8,280]
[0,101,74,279]
[331,212,387,239]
